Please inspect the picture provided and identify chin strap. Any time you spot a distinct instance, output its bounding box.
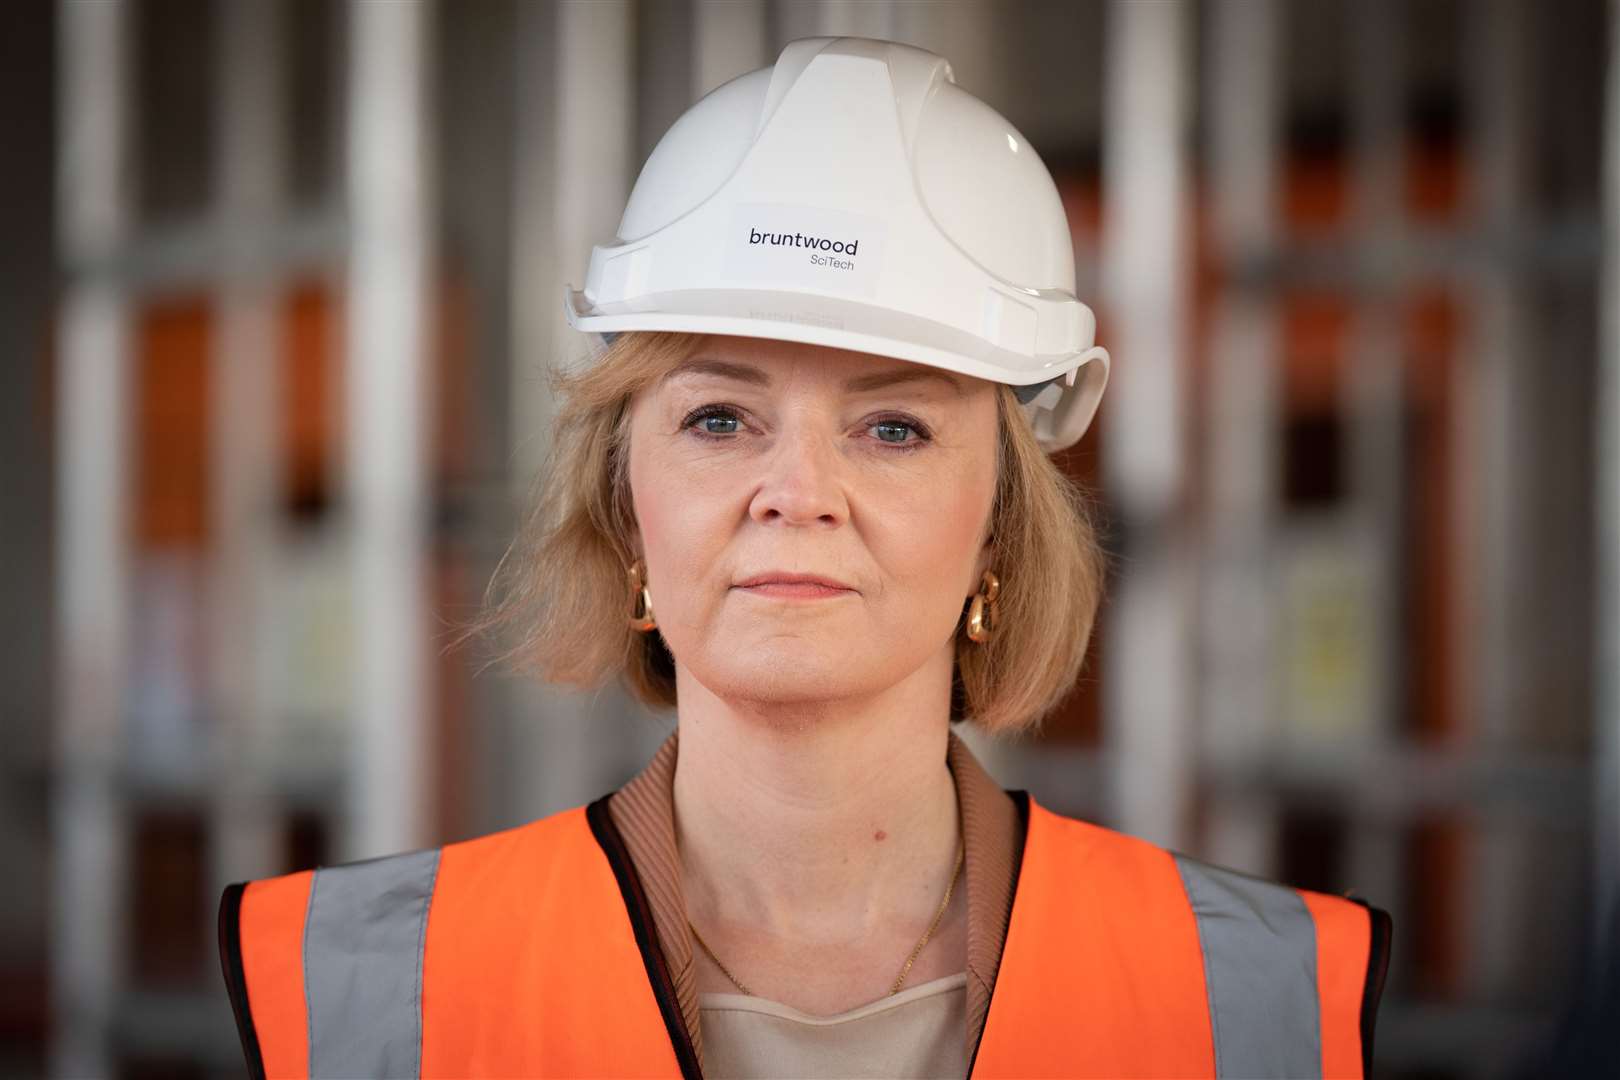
[1019,348,1111,452]
[1012,375,1063,404]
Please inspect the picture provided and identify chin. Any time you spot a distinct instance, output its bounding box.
[694,639,882,708]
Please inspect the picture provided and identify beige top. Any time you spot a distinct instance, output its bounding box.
[699,971,969,1080]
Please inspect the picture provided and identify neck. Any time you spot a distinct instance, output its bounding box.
[671,653,961,947]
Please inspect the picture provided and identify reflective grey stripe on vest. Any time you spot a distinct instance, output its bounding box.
[1172,854,1322,1078]
[303,847,441,1078]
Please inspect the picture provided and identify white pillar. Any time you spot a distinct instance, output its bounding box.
[52,2,132,1075]
[694,0,768,97]
[1341,0,1408,958]
[1344,0,1404,737]
[1101,0,1194,849]
[344,0,437,859]
[503,0,648,825]
[1200,0,1283,874]
[774,0,898,43]
[209,0,285,889]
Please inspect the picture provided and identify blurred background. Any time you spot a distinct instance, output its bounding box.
[5,0,1618,1076]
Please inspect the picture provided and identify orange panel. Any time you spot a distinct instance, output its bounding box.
[973,798,1214,1078]
[1301,891,1372,1079]
[239,870,314,1079]
[419,807,682,1078]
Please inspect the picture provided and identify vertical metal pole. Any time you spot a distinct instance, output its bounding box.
[344,0,436,860]
[775,0,898,42]
[1102,0,1194,849]
[498,0,558,832]
[1346,0,1404,732]
[1343,0,1408,962]
[509,0,562,483]
[1465,2,1530,749]
[1595,0,1620,951]
[1464,0,1536,999]
[522,0,634,452]
[890,0,1005,92]
[210,0,285,887]
[52,2,130,1074]
[503,0,642,825]
[1201,0,1283,874]
[693,0,767,98]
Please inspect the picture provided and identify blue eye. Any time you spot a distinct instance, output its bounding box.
[682,405,744,438]
[868,416,931,449]
[680,404,931,450]
[872,420,916,444]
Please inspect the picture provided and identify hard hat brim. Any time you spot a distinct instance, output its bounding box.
[564,284,1085,389]
[562,283,1108,451]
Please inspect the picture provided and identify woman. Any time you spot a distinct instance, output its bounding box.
[219,36,1390,1079]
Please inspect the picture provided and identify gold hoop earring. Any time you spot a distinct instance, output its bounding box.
[965,569,1000,643]
[628,560,657,632]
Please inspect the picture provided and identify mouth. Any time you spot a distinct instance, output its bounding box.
[733,572,858,600]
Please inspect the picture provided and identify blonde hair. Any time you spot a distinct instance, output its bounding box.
[453,331,1109,737]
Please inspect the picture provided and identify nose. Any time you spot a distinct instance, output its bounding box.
[747,421,848,528]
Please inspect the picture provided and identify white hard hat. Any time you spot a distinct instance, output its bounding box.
[563,35,1109,453]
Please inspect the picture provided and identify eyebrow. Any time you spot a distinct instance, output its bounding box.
[662,357,966,396]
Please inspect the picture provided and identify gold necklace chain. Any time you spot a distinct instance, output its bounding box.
[687,833,965,999]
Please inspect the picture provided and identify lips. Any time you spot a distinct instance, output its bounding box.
[734,571,856,592]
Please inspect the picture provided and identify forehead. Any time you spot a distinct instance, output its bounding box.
[659,335,974,397]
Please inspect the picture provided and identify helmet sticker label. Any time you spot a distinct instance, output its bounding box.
[723,202,888,297]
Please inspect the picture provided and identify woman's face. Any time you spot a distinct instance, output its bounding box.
[625,334,1000,712]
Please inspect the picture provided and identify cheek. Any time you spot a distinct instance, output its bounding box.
[627,433,735,612]
[866,459,995,601]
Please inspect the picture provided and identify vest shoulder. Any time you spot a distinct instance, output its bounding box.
[228,801,597,895]
[438,800,596,866]
[1025,799,1210,885]
[1026,799,1384,920]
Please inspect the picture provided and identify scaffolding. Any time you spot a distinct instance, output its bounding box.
[46,1,1617,1076]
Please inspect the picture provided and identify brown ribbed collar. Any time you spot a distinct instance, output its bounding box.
[606,726,1025,1074]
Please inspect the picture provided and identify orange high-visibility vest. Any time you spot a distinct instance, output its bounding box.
[219,790,1390,1079]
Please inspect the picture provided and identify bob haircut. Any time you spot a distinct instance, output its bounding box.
[457,331,1108,736]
